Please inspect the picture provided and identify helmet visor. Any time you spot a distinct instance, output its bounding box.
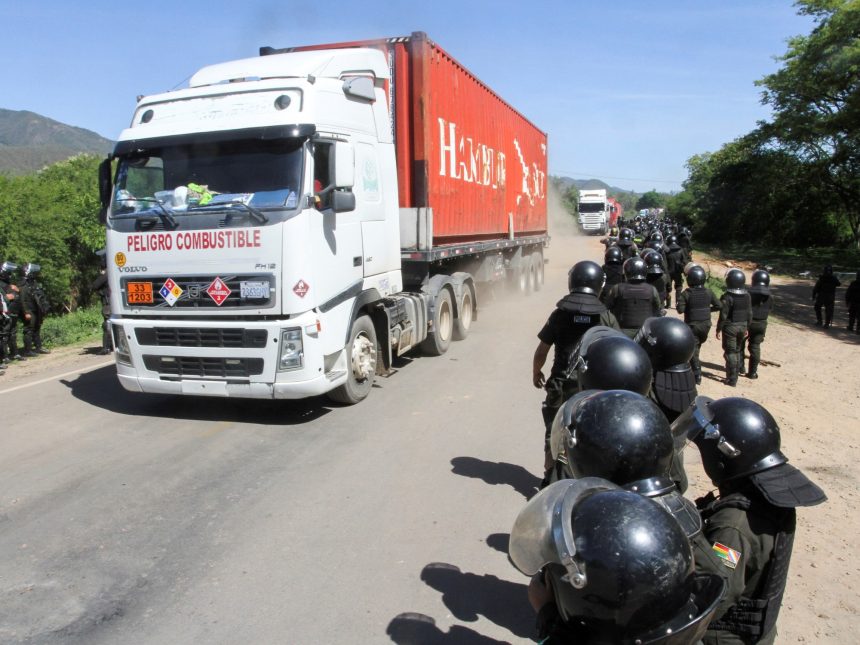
[669,396,716,448]
[509,478,618,577]
[548,390,599,461]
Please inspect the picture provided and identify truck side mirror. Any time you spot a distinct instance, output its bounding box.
[98,156,112,224]
[333,141,355,189]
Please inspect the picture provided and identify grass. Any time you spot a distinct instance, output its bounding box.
[12,304,103,350]
[695,243,860,278]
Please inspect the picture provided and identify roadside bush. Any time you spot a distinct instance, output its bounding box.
[31,304,102,349]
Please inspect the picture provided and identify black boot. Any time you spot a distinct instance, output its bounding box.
[748,358,759,379]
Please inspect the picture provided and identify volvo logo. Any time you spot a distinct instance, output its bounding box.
[118,266,148,273]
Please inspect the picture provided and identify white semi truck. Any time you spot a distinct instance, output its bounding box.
[577,189,609,234]
[98,33,548,404]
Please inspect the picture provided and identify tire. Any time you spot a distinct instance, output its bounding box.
[532,252,544,292]
[421,288,454,356]
[328,315,377,405]
[453,287,474,341]
[526,261,536,293]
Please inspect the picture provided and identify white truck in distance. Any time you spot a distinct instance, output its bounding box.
[97,33,548,404]
[577,189,609,234]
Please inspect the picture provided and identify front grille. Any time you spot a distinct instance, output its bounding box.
[122,274,275,309]
[136,327,267,348]
[143,355,264,378]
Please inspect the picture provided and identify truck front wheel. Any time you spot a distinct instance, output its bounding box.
[421,288,453,356]
[328,315,377,405]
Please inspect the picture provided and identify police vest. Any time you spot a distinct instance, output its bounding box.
[646,274,666,298]
[685,287,712,322]
[751,293,771,321]
[727,292,751,324]
[668,249,686,274]
[701,494,795,640]
[615,283,655,329]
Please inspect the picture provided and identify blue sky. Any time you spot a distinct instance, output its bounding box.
[0,1,813,192]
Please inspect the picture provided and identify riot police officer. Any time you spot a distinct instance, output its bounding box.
[677,264,721,384]
[642,248,669,308]
[569,326,653,396]
[716,269,751,387]
[666,234,689,307]
[634,316,697,492]
[0,261,22,361]
[615,227,639,259]
[812,264,840,327]
[533,261,619,483]
[603,257,662,338]
[549,388,700,534]
[510,478,726,644]
[740,269,771,379]
[674,397,827,644]
[19,263,50,356]
[600,245,624,301]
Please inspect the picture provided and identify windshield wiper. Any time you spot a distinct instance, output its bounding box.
[112,197,178,229]
[192,200,269,224]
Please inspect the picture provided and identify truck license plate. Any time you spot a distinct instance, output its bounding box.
[240,281,269,299]
[127,282,153,304]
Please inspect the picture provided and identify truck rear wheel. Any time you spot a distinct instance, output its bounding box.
[453,287,474,341]
[421,288,453,356]
[532,252,544,291]
[328,315,377,405]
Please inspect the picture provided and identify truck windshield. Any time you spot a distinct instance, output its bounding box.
[579,202,606,213]
[111,137,304,217]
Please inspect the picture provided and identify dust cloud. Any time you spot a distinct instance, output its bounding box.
[547,182,581,241]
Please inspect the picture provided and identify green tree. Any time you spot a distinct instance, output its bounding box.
[635,190,664,210]
[757,0,860,245]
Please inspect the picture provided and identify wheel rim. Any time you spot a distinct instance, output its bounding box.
[518,268,527,292]
[350,331,376,381]
[527,265,536,291]
[460,292,474,331]
[438,298,453,342]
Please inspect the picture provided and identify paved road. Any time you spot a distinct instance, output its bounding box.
[0,228,593,644]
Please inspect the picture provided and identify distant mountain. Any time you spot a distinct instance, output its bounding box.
[0,109,113,175]
[552,175,637,196]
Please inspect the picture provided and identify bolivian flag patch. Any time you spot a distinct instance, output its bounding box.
[712,542,741,569]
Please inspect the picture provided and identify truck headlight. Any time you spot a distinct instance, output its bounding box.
[279,327,304,371]
[113,324,133,366]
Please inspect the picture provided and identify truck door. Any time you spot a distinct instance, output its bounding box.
[308,141,364,306]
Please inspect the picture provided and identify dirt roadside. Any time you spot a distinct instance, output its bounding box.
[665,249,859,642]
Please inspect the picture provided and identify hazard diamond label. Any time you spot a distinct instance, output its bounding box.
[206,277,232,306]
[159,278,183,306]
[293,279,310,298]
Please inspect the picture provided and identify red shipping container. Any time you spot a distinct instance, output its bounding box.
[284,32,548,246]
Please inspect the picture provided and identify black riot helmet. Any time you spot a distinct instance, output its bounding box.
[554,390,672,485]
[751,269,770,287]
[724,268,746,295]
[619,227,634,242]
[0,261,18,280]
[823,264,833,276]
[21,263,41,279]
[649,230,664,243]
[568,260,605,295]
[666,234,679,249]
[510,479,725,644]
[623,256,647,282]
[642,249,665,275]
[570,327,652,395]
[604,245,624,265]
[552,389,701,539]
[749,268,771,295]
[95,248,107,269]
[673,397,827,507]
[686,264,706,287]
[635,317,696,372]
